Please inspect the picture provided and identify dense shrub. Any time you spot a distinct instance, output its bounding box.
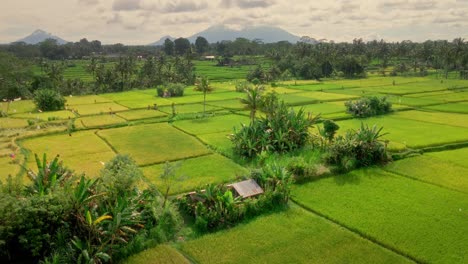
[345,96,392,118]
[178,163,292,232]
[325,123,391,172]
[33,89,66,111]
[0,154,182,263]
[156,83,185,97]
[235,81,252,92]
[231,102,319,158]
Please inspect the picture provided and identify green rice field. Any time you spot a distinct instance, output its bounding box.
[2,65,468,264]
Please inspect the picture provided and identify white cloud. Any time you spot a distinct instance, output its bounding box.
[0,0,466,44]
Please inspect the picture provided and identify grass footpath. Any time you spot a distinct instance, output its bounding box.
[179,206,412,264]
[292,168,468,263]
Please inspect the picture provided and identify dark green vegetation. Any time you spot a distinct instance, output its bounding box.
[0,37,467,263]
[345,96,392,117]
[0,154,182,263]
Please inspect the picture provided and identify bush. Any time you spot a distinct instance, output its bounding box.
[235,81,252,92]
[0,154,182,263]
[325,123,391,172]
[345,96,392,118]
[178,163,292,232]
[33,89,66,111]
[231,102,319,158]
[156,83,185,97]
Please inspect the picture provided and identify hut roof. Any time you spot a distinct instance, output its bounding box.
[229,179,264,198]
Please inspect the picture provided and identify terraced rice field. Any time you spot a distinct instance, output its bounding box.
[2,71,467,264]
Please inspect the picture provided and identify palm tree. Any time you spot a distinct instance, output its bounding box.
[240,85,264,122]
[194,76,214,117]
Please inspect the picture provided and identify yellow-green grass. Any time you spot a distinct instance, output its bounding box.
[97,123,211,166]
[426,148,468,168]
[71,102,128,116]
[292,102,345,116]
[100,90,156,101]
[422,102,468,114]
[66,95,111,105]
[264,86,303,94]
[116,110,167,121]
[280,82,351,91]
[386,95,442,106]
[334,115,468,150]
[174,114,249,135]
[0,156,21,179]
[2,100,35,114]
[116,98,173,109]
[77,114,127,128]
[12,110,76,121]
[292,168,468,263]
[142,154,246,194]
[384,155,468,193]
[21,130,115,176]
[300,91,359,101]
[327,76,423,88]
[166,92,241,105]
[0,118,29,129]
[206,99,244,110]
[181,206,412,264]
[197,132,234,157]
[159,104,221,114]
[422,91,468,102]
[394,110,468,128]
[405,90,455,98]
[123,245,189,264]
[277,93,319,105]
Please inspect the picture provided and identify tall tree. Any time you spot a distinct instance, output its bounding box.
[174,38,191,56]
[195,36,209,55]
[164,38,174,56]
[194,76,214,117]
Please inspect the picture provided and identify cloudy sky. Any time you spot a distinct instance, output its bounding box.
[0,0,467,44]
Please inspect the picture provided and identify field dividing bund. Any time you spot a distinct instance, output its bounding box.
[335,115,468,151]
[141,153,247,195]
[11,110,76,121]
[70,102,128,116]
[422,102,468,113]
[384,154,468,193]
[292,168,468,263]
[77,114,127,128]
[20,130,116,176]
[97,123,212,166]
[393,110,468,128]
[180,206,413,264]
[173,114,250,135]
[116,109,167,121]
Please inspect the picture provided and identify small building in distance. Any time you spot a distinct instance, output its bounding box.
[204,55,216,61]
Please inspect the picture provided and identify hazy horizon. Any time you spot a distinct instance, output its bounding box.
[1,0,467,45]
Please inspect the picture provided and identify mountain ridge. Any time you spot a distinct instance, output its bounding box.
[13,29,68,45]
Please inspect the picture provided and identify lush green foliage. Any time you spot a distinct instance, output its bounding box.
[0,154,182,263]
[156,83,186,97]
[345,96,392,118]
[231,102,318,158]
[178,163,292,232]
[33,89,66,111]
[326,123,390,171]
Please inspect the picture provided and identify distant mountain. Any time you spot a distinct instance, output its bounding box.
[13,29,68,45]
[150,25,302,45]
[187,25,301,44]
[149,35,176,46]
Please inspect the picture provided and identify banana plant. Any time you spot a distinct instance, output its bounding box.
[26,153,73,195]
